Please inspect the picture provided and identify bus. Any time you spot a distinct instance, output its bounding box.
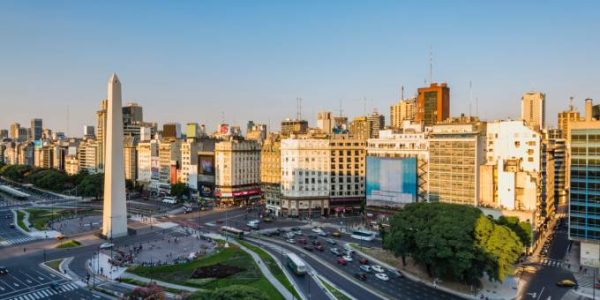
[285,253,307,276]
[221,226,244,239]
[350,229,376,241]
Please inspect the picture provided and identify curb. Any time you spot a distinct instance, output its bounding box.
[315,274,357,300]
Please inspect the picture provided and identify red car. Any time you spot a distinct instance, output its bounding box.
[359,258,369,265]
[297,238,307,244]
[337,258,348,265]
[595,282,600,289]
[315,245,325,251]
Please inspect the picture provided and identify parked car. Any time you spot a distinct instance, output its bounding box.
[297,237,307,244]
[375,273,390,281]
[315,244,325,251]
[312,227,324,234]
[330,247,342,256]
[359,258,369,265]
[332,231,342,237]
[342,255,353,262]
[371,265,385,273]
[337,258,348,265]
[312,240,321,246]
[354,272,367,281]
[0,266,8,275]
[360,265,372,272]
[9,223,15,229]
[318,231,328,237]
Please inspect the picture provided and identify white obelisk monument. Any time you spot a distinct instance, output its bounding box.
[102,73,128,238]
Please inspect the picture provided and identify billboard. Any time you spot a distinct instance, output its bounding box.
[198,154,215,175]
[366,156,417,207]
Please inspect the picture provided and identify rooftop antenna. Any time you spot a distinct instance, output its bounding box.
[296,97,302,120]
[469,80,473,117]
[401,85,405,100]
[429,45,433,84]
[569,96,574,111]
[66,105,70,137]
[339,99,343,117]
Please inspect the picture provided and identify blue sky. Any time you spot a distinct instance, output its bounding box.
[0,1,599,135]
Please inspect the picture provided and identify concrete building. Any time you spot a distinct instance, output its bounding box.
[214,138,261,207]
[123,136,138,183]
[9,123,20,140]
[281,137,330,217]
[65,154,79,175]
[186,123,201,140]
[281,119,308,136]
[30,118,42,141]
[559,105,582,141]
[136,139,159,189]
[569,98,600,267]
[180,140,199,190]
[247,123,268,143]
[122,102,143,125]
[429,116,485,206]
[415,83,450,126]
[349,116,370,140]
[158,139,181,194]
[96,99,108,172]
[78,139,98,174]
[521,92,546,131]
[367,111,385,138]
[83,125,95,138]
[261,134,282,215]
[546,129,567,204]
[329,135,366,215]
[390,98,416,128]
[317,111,334,134]
[102,73,128,239]
[0,129,8,140]
[163,123,181,140]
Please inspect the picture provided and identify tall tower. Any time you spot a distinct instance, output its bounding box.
[415,82,450,126]
[521,92,545,131]
[102,73,128,238]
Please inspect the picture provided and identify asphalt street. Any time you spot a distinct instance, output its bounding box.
[0,208,35,246]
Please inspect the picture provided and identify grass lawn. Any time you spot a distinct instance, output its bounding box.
[56,240,81,248]
[128,246,284,300]
[320,278,351,300]
[45,259,63,272]
[25,208,99,230]
[238,240,300,299]
[16,210,29,232]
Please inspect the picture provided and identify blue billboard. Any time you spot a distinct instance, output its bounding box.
[366,156,417,207]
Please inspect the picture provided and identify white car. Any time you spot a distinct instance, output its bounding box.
[312,227,324,234]
[287,239,295,244]
[371,265,385,273]
[342,255,353,262]
[99,242,114,249]
[359,265,371,272]
[375,273,389,281]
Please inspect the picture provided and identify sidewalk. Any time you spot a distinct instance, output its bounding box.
[12,208,61,239]
[564,242,600,299]
[120,272,199,292]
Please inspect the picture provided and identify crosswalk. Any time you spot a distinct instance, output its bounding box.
[574,272,596,288]
[6,283,80,300]
[539,258,564,268]
[0,236,38,246]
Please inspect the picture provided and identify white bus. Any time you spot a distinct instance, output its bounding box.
[162,196,177,204]
[351,229,377,241]
[285,253,307,275]
[221,226,245,239]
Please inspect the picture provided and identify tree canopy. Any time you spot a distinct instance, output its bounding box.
[170,182,189,200]
[384,202,524,286]
[497,216,533,247]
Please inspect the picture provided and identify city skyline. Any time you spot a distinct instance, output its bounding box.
[1,1,599,134]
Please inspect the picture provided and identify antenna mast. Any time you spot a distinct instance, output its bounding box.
[469,81,473,117]
[401,85,405,100]
[429,46,433,84]
[296,97,302,120]
[569,96,574,111]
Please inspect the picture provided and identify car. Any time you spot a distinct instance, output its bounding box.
[315,244,325,251]
[9,223,15,229]
[318,231,328,237]
[330,247,342,256]
[354,272,367,281]
[287,239,295,244]
[308,234,318,240]
[312,227,324,233]
[0,266,8,275]
[99,243,114,249]
[595,282,600,289]
[388,268,403,278]
[337,258,348,265]
[262,217,273,223]
[297,237,308,244]
[312,240,321,246]
[556,279,578,287]
[360,265,372,272]
[326,238,337,245]
[371,265,385,273]
[303,245,314,251]
[342,255,353,262]
[331,231,342,237]
[375,273,390,281]
[56,235,66,241]
[359,258,369,265]
[344,249,355,256]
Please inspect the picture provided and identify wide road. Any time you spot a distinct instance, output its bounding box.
[0,209,36,246]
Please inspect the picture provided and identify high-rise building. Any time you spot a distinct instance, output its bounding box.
[122,102,143,125]
[415,83,450,126]
[592,104,600,121]
[96,99,108,172]
[367,111,385,138]
[558,103,582,140]
[83,125,95,138]
[186,123,201,140]
[328,135,366,215]
[547,129,567,204]
[158,139,181,193]
[349,116,370,140]
[281,119,308,136]
[0,129,8,140]
[163,123,181,140]
[428,116,485,206]
[568,98,600,267]
[390,98,416,128]
[261,134,282,215]
[180,140,198,190]
[9,123,20,140]
[317,111,334,134]
[333,116,348,134]
[247,123,267,142]
[30,118,42,140]
[136,139,159,188]
[123,136,138,182]
[521,92,546,131]
[215,138,261,207]
[78,139,98,174]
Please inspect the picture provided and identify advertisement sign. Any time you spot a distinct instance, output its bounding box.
[366,156,417,207]
[151,157,160,180]
[198,182,214,198]
[198,154,215,175]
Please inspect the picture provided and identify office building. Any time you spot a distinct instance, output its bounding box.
[65,154,79,175]
[558,104,582,140]
[329,135,366,215]
[0,129,8,140]
[30,118,42,140]
[158,140,181,194]
[367,111,385,138]
[78,139,98,174]
[83,125,95,138]
[429,116,485,206]
[317,111,334,134]
[122,102,143,125]
[281,119,308,136]
[9,123,20,140]
[180,140,199,190]
[569,98,600,267]
[390,98,416,128]
[247,123,268,142]
[214,138,261,207]
[349,116,370,140]
[186,123,201,140]
[96,99,108,172]
[123,136,138,182]
[521,92,546,131]
[415,83,450,126]
[162,123,181,140]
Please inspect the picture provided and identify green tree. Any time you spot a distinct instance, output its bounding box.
[170,182,189,200]
[497,216,533,247]
[77,173,104,200]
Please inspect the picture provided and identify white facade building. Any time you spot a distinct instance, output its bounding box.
[180,140,198,190]
[214,139,261,206]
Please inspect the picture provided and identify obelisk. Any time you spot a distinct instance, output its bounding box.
[102,73,128,238]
